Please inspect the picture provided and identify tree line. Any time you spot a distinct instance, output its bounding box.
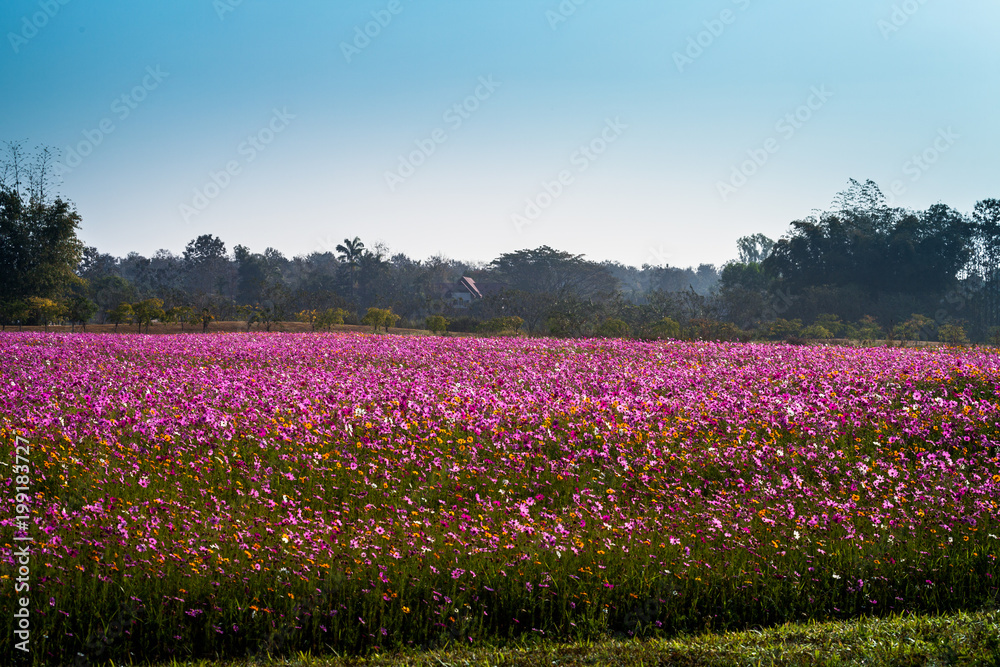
[2,144,998,343]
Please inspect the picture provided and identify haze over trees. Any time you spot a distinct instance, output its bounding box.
[2,145,998,342]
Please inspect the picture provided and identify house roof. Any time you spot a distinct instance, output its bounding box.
[459,276,483,299]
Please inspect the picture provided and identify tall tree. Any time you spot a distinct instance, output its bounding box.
[336,237,366,301]
[0,143,85,313]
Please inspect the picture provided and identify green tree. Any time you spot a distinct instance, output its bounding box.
[361,307,397,333]
[383,310,400,332]
[1,143,85,304]
[814,314,847,338]
[91,275,134,322]
[166,306,193,331]
[132,298,165,333]
[736,234,774,264]
[851,315,883,344]
[481,316,524,336]
[899,313,935,342]
[107,302,133,332]
[425,315,448,334]
[0,300,29,331]
[489,246,618,303]
[253,304,282,332]
[801,324,833,340]
[760,318,803,341]
[938,323,969,346]
[66,293,97,332]
[595,318,630,338]
[27,296,63,331]
[640,317,681,340]
[336,237,365,301]
[316,308,346,331]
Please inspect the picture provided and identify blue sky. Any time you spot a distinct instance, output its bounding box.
[3,0,999,267]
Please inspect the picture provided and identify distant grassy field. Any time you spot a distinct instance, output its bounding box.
[2,333,998,665]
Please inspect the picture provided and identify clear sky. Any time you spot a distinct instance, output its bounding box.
[3,0,999,268]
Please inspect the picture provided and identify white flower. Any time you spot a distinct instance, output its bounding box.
[832,573,841,580]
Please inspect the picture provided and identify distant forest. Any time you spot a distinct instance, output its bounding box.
[3,144,1000,343]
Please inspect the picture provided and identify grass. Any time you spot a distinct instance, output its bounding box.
[121,608,1000,666]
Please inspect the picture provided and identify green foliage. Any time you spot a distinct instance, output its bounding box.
[849,315,884,343]
[639,317,681,340]
[0,299,29,330]
[246,303,282,332]
[814,313,846,337]
[107,302,133,331]
[26,296,63,330]
[66,293,97,331]
[132,298,165,333]
[801,324,833,339]
[594,318,630,338]
[989,328,1000,348]
[764,180,974,297]
[316,308,347,331]
[480,316,524,336]
[164,305,193,330]
[938,322,969,346]
[424,315,448,334]
[0,144,85,304]
[446,316,481,333]
[183,234,227,262]
[759,318,803,341]
[361,307,398,333]
[719,260,771,293]
[201,307,214,332]
[899,313,935,342]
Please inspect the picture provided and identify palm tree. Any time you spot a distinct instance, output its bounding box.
[335,237,365,301]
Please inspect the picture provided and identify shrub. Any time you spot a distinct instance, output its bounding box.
[316,308,347,331]
[640,317,681,341]
[801,324,833,340]
[361,307,399,333]
[481,316,524,336]
[938,323,969,346]
[595,318,630,338]
[425,315,448,335]
[446,316,481,333]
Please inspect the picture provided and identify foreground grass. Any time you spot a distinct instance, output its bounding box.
[130,609,1000,667]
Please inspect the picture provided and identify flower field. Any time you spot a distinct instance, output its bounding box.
[2,332,1000,664]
